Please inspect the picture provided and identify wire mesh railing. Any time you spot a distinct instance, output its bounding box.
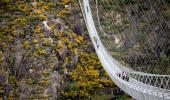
[89,0,170,75]
[84,0,170,90]
[80,1,170,99]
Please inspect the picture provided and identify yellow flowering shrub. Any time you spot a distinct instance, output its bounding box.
[75,38,81,44]
[50,24,56,30]
[38,33,45,38]
[72,33,77,38]
[39,79,50,86]
[35,25,41,33]
[22,40,30,49]
[57,41,63,49]
[42,5,49,11]
[38,14,46,21]
[67,43,72,50]
[38,49,46,55]
[63,51,114,98]
[78,35,83,42]
[36,9,44,14]
[55,32,62,38]
[43,38,52,46]
[62,0,70,4]
[32,39,39,44]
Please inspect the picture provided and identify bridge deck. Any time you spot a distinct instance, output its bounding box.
[79,0,170,99]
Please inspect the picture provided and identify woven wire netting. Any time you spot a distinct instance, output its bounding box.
[89,0,170,75]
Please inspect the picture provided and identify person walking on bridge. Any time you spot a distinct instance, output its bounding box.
[93,36,99,48]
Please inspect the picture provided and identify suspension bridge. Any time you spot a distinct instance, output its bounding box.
[79,0,170,100]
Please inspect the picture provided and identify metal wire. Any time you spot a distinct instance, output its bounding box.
[80,1,170,98]
[89,0,170,75]
[81,0,170,90]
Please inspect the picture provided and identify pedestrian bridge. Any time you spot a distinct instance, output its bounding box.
[79,0,170,100]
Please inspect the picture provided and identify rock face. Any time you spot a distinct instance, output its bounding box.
[45,71,62,100]
[0,0,83,99]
